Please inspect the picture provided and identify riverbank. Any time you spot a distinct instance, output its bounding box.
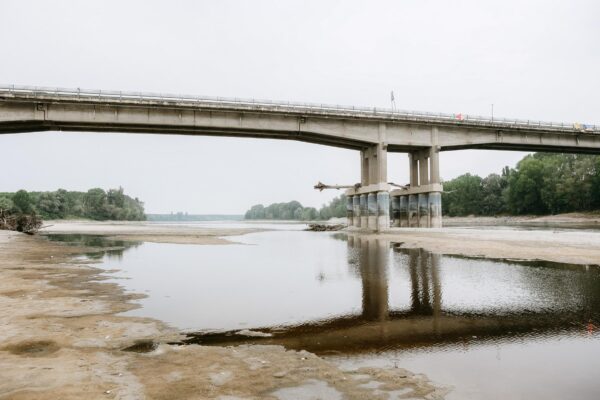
[0,229,445,399]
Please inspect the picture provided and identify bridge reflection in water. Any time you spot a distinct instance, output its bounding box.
[185,235,600,354]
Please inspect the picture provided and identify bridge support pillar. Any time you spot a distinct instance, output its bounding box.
[346,141,390,232]
[352,195,361,228]
[359,194,368,228]
[399,196,408,227]
[377,191,390,230]
[408,194,418,227]
[391,196,400,227]
[428,192,442,228]
[367,193,377,229]
[418,193,429,227]
[389,145,443,228]
[346,195,354,227]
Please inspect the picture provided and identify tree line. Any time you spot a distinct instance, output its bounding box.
[442,153,600,216]
[0,187,146,221]
[244,195,347,221]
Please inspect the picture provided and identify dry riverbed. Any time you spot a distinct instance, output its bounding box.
[0,227,446,400]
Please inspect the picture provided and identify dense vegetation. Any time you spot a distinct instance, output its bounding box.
[0,190,43,233]
[443,153,600,216]
[0,187,145,221]
[244,195,347,221]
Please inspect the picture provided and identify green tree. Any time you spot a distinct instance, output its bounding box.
[12,190,34,214]
[442,174,483,216]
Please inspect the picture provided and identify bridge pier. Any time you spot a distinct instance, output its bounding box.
[346,143,391,232]
[346,132,442,231]
[389,146,443,228]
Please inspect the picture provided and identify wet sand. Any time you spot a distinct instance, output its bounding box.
[0,228,445,400]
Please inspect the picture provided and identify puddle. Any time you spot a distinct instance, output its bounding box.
[121,340,159,353]
[3,340,60,357]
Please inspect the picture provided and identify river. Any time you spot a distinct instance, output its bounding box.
[46,224,600,399]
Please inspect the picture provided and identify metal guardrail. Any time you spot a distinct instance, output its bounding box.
[0,84,598,134]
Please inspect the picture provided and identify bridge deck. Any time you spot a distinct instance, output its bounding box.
[1,84,598,135]
[1,84,599,153]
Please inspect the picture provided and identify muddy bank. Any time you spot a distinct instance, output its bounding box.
[0,230,446,399]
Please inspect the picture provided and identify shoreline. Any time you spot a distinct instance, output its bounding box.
[0,227,444,399]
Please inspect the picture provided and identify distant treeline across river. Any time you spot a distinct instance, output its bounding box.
[0,187,145,221]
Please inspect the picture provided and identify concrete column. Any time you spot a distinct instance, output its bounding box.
[367,193,377,229]
[409,153,418,187]
[376,191,390,231]
[429,146,440,184]
[391,196,400,227]
[418,193,429,227]
[428,192,442,228]
[359,194,368,228]
[399,196,408,227]
[352,195,361,228]
[419,152,429,186]
[408,194,418,227]
[346,195,354,227]
[361,143,388,187]
[360,150,369,186]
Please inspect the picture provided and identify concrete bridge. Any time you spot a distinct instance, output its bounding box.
[1,84,599,230]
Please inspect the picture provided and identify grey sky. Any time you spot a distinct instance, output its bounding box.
[1,0,598,213]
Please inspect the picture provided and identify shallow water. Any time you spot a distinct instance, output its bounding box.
[46,228,600,399]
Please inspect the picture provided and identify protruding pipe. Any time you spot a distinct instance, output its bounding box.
[428,192,442,228]
[418,193,429,228]
[352,195,361,228]
[376,191,390,231]
[399,196,408,227]
[408,194,418,227]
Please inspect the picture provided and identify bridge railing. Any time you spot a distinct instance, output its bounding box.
[1,84,598,134]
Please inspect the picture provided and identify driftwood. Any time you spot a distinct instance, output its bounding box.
[0,209,43,234]
[306,223,345,232]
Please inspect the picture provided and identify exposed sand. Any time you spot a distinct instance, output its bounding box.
[443,212,600,227]
[376,226,600,265]
[0,229,446,400]
[40,220,261,245]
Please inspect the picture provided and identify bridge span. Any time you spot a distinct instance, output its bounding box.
[1,84,599,231]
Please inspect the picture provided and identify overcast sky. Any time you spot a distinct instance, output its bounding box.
[1,0,598,213]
